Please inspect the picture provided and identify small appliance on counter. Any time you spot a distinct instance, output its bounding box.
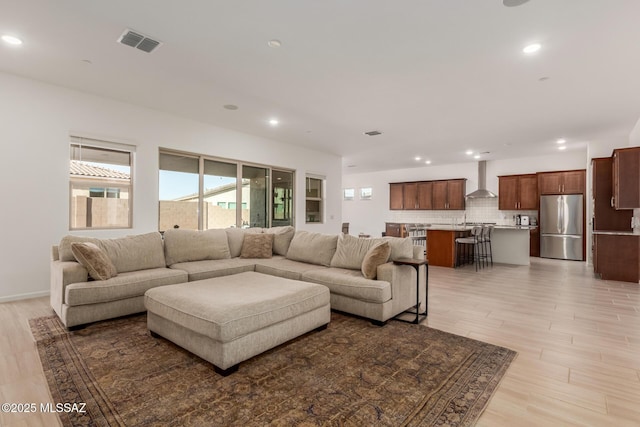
[520,215,530,226]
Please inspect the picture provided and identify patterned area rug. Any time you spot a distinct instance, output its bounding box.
[30,312,516,427]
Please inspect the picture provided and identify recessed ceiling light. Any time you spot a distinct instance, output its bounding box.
[425,160,432,165]
[267,39,281,48]
[474,154,481,159]
[415,156,421,161]
[523,43,542,54]
[558,146,567,150]
[223,104,239,110]
[269,119,279,126]
[556,138,566,144]
[1,35,23,45]
[364,130,382,136]
[465,150,474,155]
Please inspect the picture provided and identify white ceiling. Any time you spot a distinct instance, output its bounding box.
[2,0,639,173]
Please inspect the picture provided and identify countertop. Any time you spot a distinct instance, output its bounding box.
[403,223,537,232]
[593,230,638,236]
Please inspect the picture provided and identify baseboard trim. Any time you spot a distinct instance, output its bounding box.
[0,290,50,303]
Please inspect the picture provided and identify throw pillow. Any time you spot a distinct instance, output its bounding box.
[361,242,391,280]
[331,234,382,270]
[265,226,295,255]
[286,231,338,267]
[240,233,274,258]
[71,242,118,281]
[163,229,231,265]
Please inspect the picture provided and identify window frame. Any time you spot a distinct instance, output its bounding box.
[158,148,295,231]
[69,136,135,230]
[305,174,325,224]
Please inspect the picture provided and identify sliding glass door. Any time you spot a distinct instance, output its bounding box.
[159,150,294,231]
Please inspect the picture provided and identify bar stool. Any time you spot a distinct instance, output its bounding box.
[480,225,494,267]
[454,226,483,271]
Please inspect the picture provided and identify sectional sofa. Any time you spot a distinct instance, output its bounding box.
[50,226,426,329]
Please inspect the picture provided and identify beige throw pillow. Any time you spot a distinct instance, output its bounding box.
[71,242,117,281]
[240,233,274,258]
[331,234,382,270]
[361,242,391,280]
[286,231,338,266]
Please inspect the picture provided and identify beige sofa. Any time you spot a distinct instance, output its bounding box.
[50,227,426,329]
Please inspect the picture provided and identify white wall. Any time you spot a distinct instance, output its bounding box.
[0,72,342,301]
[342,151,588,237]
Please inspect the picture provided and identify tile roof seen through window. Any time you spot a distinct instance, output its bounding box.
[70,160,130,180]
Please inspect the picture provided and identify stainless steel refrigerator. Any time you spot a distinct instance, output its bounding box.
[540,194,584,261]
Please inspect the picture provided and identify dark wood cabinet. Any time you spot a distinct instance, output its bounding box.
[538,170,586,195]
[385,222,404,237]
[389,179,464,211]
[417,181,433,209]
[498,174,538,210]
[612,147,640,209]
[389,183,404,210]
[593,234,640,282]
[403,182,418,210]
[592,157,632,230]
[529,227,540,257]
[432,179,466,210]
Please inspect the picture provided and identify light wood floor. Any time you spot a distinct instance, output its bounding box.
[1,257,639,426]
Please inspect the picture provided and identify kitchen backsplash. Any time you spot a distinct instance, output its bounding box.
[388,198,537,226]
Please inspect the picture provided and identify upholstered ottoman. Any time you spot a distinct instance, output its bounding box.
[144,271,331,375]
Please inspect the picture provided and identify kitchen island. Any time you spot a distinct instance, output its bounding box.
[386,223,534,267]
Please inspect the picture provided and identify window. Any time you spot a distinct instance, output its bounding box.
[69,137,134,230]
[158,153,199,230]
[159,149,295,231]
[273,170,294,226]
[305,175,324,223]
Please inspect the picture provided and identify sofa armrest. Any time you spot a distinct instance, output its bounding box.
[50,260,88,317]
[376,261,426,317]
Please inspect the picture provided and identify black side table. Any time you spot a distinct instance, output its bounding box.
[392,258,428,324]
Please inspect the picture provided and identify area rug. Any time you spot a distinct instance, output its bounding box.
[30,312,516,427]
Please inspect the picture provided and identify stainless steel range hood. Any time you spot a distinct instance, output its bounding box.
[466,160,497,199]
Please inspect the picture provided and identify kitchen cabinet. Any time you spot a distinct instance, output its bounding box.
[593,233,639,282]
[432,179,466,210]
[612,147,640,209]
[592,157,633,230]
[538,170,586,195]
[529,227,540,257]
[385,222,404,237]
[417,181,433,209]
[426,229,469,267]
[389,183,404,210]
[498,174,538,210]
[389,179,461,210]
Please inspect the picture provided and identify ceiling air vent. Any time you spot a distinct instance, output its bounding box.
[364,130,382,136]
[117,29,162,53]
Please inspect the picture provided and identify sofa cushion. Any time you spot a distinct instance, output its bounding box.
[331,234,386,270]
[59,235,100,262]
[286,231,338,266]
[265,226,295,256]
[65,267,188,306]
[240,233,274,258]
[302,268,392,304]
[71,242,117,281]
[253,256,327,281]
[97,232,166,274]
[225,228,246,258]
[163,229,230,265]
[169,258,256,282]
[361,242,391,280]
[381,237,414,261]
